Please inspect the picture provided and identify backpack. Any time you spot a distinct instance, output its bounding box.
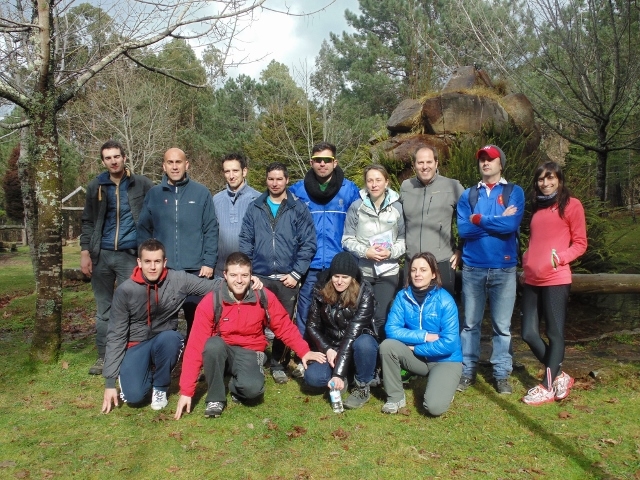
[212,286,271,333]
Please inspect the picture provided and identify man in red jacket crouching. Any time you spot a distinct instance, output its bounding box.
[175,252,326,419]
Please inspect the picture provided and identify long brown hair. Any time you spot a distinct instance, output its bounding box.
[320,276,361,309]
[406,252,442,288]
[532,161,572,218]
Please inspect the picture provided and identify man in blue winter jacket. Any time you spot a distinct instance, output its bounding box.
[239,162,316,384]
[81,139,154,375]
[456,144,524,395]
[289,142,359,376]
[137,148,219,339]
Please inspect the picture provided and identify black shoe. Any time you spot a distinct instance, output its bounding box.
[204,401,226,418]
[344,381,370,410]
[495,378,513,394]
[456,376,475,392]
[88,358,104,375]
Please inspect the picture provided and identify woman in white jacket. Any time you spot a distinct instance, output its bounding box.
[342,164,405,338]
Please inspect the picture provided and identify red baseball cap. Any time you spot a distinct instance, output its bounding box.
[475,145,502,160]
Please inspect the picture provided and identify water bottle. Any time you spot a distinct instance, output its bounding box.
[329,381,344,413]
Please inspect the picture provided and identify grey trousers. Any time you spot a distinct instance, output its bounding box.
[91,249,138,358]
[380,338,462,416]
[203,336,266,403]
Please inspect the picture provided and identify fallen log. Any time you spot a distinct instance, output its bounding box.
[571,274,640,294]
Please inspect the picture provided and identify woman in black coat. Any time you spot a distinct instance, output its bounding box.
[304,252,377,409]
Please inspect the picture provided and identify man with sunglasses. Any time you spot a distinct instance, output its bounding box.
[289,142,359,377]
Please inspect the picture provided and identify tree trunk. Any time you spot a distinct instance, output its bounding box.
[27,106,63,363]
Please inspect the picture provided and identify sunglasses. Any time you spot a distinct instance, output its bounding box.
[311,156,335,164]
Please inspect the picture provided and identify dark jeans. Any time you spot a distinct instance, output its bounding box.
[203,336,266,403]
[258,275,299,371]
[119,330,184,403]
[521,283,571,389]
[363,274,398,340]
[304,334,379,387]
[296,268,322,339]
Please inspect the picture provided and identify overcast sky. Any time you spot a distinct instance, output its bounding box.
[224,0,360,80]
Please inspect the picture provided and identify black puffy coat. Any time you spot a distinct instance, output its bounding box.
[306,271,377,379]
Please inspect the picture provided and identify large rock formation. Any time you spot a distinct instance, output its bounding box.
[372,66,542,177]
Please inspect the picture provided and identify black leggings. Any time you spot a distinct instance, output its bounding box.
[521,284,571,389]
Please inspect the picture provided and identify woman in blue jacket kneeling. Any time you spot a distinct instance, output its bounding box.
[379,252,462,416]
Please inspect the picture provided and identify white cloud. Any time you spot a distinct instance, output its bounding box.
[224,0,359,80]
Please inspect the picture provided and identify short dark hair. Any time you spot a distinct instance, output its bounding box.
[224,252,252,272]
[100,140,126,160]
[138,238,166,259]
[266,162,289,178]
[413,145,437,164]
[312,141,336,156]
[407,252,442,288]
[222,153,247,170]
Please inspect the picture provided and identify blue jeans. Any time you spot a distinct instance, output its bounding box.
[296,269,322,339]
[304,334,379,387]
[119,330,184,404]
[461,265,516,380]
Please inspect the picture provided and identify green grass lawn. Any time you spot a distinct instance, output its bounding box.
[0,244,639,478]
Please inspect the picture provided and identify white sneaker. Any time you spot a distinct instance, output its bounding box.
[150,389,168,410]
[522,385,555,406]
[381,397,406,414]
[553,371,574,400]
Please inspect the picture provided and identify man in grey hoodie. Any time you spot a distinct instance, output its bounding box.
[399,146,464,296]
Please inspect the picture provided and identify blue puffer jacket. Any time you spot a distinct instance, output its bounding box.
[290,171,359,270]
[239,190,317,281]
[385,286,462,362]
[137,174,218,271]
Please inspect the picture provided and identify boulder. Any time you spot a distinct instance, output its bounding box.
[422,93,509,134]
[387,99,422,133]
[383,134,451,165]
[502,93,536,136]
[442,66,493,92]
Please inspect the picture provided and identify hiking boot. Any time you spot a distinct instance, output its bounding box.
[204,401,226,418]
[495,378,513,394]
[381,397,406,414]
[272,370,289,384]
[88,357,104,375]
[456,376,475,392]
[290,363,305,379]
[150,389,168,410]
[522,385,555,405]
[344,381,370,410]
[553,371,574,400]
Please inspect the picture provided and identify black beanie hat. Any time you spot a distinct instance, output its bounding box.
[329,252,359,278]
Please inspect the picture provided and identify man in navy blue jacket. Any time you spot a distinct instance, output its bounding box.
[137,148,218,338]
[239,162,316,383]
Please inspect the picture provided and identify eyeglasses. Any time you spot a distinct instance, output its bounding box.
[311,156,335,164]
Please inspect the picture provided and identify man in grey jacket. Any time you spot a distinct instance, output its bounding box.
[101,239,262,413]
[81,139,153,375]
[400,146,464,296]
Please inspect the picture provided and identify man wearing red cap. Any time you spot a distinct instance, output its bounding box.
[456,144,524,395]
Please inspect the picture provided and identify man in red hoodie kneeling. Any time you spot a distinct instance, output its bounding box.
[175,252,327,419]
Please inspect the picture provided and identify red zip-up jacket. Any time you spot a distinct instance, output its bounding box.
[179,285,310,397]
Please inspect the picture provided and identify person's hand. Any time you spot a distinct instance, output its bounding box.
[326,348,338,368]
[328,376,344,391]
[174,395,192,420]
[518,271,526,286]
[449,250,461,270]
[199,266,213,278]
[250,276,263,290]
[502,205,518,216]
[425,333,439,342]
[366,245,390,262]
[280,274,298,288]
[102,388,119,414]
[301,351,326,368]
[81,250,92,277]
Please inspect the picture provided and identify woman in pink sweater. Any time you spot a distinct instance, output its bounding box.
[520,162,587,405]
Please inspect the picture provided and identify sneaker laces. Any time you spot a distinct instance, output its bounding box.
[152,390,165,402]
